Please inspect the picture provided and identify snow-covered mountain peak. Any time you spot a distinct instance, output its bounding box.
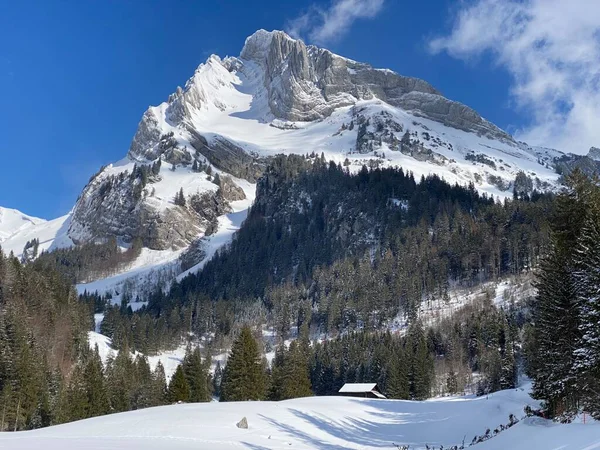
[1,29,571,300]
[240,29,286,62]
[0,207,45,243]
[128,29,523,164]
[56,30,570,260]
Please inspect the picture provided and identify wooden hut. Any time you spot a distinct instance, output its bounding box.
[338,383,387,399]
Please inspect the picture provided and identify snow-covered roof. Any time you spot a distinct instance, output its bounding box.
[339,383,387,399]
[338,383,378,393]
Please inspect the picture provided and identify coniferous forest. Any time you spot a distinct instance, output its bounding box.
[96,156,551,352]
[4,155,600,431]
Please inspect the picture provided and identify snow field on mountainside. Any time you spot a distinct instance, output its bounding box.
[88,330,223,383]
[0,212,72,256]
[372,276,534,339]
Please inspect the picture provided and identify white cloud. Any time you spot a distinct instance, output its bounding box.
[429,0,600,154]
[286,0,385,45]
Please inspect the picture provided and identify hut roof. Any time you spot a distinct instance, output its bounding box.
[338,383,386,399]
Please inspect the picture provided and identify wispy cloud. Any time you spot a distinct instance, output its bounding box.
[429,0,600,154]
[286,0,385,45]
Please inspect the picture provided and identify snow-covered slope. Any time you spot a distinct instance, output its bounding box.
[0,207,45,244]
[0,213,72,256]
[0,29,565,297]
[1,385,598,450]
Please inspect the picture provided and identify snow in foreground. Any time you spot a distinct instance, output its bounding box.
[1,386,599,449]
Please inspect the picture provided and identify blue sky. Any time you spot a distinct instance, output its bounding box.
[1,0,596,219]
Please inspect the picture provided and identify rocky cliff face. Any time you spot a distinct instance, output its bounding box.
[69,166,208,250]
[240,30,511,141]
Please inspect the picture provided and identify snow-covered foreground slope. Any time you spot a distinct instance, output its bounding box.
[1,386,598,450]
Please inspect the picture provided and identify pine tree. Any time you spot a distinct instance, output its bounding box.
[446,367,459,395]
[132,355,153,409]
[499,317,516,390]
[105,349,135,413]
[220,326,266,401]
[529,171,598,416]
[151,158,161,175]
[62,363,89,423]
[212,361,223,398]
[168,365,190,403]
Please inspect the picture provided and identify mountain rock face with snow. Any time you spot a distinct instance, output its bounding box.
[68,165,206,250]
[1,29,575,293]
[588,147,600,161]
[238,30,510,141]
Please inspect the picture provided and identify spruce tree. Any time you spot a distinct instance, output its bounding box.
[446,367,459,395]
[279,341,312,400]
[268,344,286,401]
[406,321,432,400]
[132,355,153,409]
[150,361,168,406]
[572,214,600,417]
[531,237,580,414]
[174,188,186,207]
[386,351,409,399]
[105,349,135,413]
[151,158,161,175]
[182,346,211,402]
[220,326,266,401]
[62,364,89,423]
[212,361,223,398]
[499,317,516,390]
[168,365,190,403]
[83,346,109,417]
